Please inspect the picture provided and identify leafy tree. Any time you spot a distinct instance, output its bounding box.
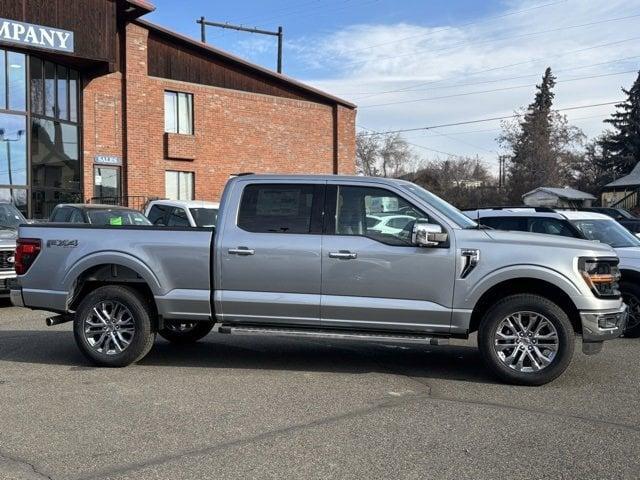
[599,71,640,177]
[498,67,585,203]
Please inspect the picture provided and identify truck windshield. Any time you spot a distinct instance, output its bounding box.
[399,183,477,229]
[0,203,26,229]
[571,219,640,248]
[190,208,218,227]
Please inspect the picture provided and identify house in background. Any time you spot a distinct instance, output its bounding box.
[601,163,640,208]
[522,187,596,208]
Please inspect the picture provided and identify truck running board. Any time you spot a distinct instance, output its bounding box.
[215,324,449,345]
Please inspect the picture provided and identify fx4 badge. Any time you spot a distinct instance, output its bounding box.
[47,239,78,248]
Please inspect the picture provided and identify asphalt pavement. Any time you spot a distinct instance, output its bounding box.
[0,301,638,480]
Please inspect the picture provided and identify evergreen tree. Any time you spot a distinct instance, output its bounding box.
[599,71,640,178]
[499,67,583,202]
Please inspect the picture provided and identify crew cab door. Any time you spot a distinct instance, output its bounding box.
[320,182,457,334]
[216,180,325,326]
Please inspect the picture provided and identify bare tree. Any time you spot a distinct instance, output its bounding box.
[356,132,415,178]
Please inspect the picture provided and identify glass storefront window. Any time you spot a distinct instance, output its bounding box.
[31,189,82,220]
[44,61,56,118]
[7,52,26,112]
[57,65,68,120]
[31,118,80,191]
[0,113,27,186]
[0,50,5,110]
[30,57,44,115]
[0,187,27,217]
[69,70,78,122]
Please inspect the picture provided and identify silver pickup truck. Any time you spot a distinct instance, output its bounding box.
[11,175,627,385]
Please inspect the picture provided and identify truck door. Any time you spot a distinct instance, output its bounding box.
[216,181,325,326]
[320,182,456,334]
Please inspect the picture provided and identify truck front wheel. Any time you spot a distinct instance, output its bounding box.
[620,281,640,337]
[158,321,214,344]
[73,285,156,367]
[477,294,575,386]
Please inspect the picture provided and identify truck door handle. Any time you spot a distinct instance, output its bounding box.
[228,247,255,256]
[329,251,357,260]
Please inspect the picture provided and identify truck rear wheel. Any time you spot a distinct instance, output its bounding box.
[73,285,156,367]
[477,294,575,386]
[158,321,213,344]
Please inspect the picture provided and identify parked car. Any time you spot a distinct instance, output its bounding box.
[572,207,640,237]
[12,176,627,385]
[144,200,219,228]
[465,207,640,337]
[49,204,152,226]
[0,203,27,296]
[366,214,416,235]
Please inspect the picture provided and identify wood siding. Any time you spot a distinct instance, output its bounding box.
[0,0,118,64]
[146,30,335,106]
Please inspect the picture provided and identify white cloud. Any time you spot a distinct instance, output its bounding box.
[293,0,640,169]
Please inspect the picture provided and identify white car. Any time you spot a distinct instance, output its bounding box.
[366,214,416,235]
[145,200,219,228]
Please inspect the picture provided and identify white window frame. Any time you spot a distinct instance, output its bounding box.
[165,171,194,201]
[164,91,193,135]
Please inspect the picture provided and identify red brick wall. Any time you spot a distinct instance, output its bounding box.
[81,22,356,204]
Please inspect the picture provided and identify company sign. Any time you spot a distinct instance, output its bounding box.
[0,18,74,53]
[95,155,122,166]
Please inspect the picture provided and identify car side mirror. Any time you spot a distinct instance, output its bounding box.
[412,221,448,247]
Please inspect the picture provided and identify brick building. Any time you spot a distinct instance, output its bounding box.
[0,0,356,218]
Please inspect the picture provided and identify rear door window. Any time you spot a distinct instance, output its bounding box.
[167,207,190,227]
[51,207,72,222]
[238,184,321,234]
[147,204,170,225]
[527,218,579,237]
[481,217,527,232]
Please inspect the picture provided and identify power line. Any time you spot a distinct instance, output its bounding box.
[336,0,567,55]
[339,35,640,101]
[358,100,622,137]
[315,12,640,71]
[359,69,638,108]
[341,55,640,98]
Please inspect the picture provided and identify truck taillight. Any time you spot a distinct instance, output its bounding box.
[15,238,41,275]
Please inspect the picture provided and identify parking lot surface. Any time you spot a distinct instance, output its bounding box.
[0,301,639,480]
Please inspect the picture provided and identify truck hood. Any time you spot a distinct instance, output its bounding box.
[0,228,17,243]
[614,247,640,269]
[482,229,615,255]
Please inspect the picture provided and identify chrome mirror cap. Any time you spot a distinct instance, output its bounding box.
[412,221,448,247]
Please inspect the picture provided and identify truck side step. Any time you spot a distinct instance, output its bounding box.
[215,324,449,345]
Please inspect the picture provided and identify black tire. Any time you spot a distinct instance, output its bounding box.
[158,321,214,344]
[73,285,156,367]
[620,281,640,338]
[478,294,575,386]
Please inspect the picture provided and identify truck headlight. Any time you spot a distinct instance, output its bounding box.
[578,257,620,299]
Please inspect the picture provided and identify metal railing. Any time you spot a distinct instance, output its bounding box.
[610,188,640,210]
[88,196,161,212]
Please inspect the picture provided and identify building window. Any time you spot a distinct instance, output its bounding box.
[165,171,194,200]
[164,91,193,135]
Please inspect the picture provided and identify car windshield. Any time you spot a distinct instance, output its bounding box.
[399,182,477,228]
[0,203,26,229]
[87,209,152,226]
[570,219,640,248]
[190,208,218,227]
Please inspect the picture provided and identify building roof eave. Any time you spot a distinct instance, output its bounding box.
[134,18,356,109]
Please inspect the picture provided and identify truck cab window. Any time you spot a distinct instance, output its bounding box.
[331,186,427,245]
[238,184,316,234]
[167,207,189,227]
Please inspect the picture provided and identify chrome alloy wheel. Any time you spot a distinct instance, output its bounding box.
[493,311,559,372]
[83,301,136,355]
[622,293,640,331]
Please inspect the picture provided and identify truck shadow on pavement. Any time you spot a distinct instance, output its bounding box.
[0,328,495,384]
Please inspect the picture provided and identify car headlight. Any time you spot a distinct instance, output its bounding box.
[578,257,621,298]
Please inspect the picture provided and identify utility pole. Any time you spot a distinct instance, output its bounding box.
[196,17,284,74]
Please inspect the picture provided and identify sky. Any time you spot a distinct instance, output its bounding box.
[147,0,640,172]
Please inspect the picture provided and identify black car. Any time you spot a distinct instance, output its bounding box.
[49,204,152,226]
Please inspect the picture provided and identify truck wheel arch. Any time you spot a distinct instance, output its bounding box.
[468,278,582,335]
[64,255,162,312]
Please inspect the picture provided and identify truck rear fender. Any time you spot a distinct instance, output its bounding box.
[63,253,163,311]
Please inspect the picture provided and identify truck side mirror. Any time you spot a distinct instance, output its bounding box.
[412,221,448,247]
